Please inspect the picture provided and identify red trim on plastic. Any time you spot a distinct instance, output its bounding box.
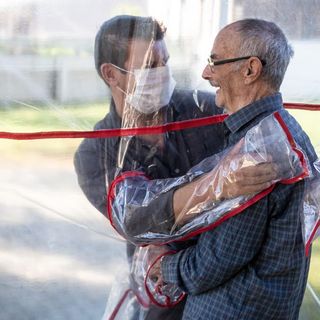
[156,112,310,246]
[1,102,320,140]
[107,171,148,230]
[108,289,131,320]
[284,102,320,111]
[274,112,310,183]
[163,185,276,246]
[273,111,296,146]
[0,114,227,140]
[305,219,320,256]
[105,112,310,248]
[144,250,186,308]
[280,148,309,184]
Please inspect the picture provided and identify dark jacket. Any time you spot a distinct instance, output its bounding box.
[74,89,225,250]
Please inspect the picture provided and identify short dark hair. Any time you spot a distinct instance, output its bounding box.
[94,15,166,77]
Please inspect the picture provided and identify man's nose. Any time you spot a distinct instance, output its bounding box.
[202,64,212,80]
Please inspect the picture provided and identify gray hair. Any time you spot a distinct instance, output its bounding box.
[230,19,294,90]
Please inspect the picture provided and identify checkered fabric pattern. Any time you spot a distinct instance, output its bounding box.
[162,93,318,320]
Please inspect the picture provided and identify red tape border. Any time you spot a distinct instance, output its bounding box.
[106,112,312,253]
[0,114,227,140]
[1,102,320,140]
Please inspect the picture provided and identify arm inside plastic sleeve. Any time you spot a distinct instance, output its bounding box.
[109,113,309,245]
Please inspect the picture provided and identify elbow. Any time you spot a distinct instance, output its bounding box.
[179,257,223,295]
[109,203,144,241]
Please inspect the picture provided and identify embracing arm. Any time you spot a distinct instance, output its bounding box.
[161,182,305,295]
[111,137,278,237]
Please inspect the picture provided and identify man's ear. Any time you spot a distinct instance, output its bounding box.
[100,63,119,87]
[244,57,263,84]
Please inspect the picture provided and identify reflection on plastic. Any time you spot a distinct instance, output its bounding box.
[109,112,309,245]
[303,159,320,255]
[102,246,185,320]
[131,246,185,308]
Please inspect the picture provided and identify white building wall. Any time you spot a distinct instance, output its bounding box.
[0,0,319,104]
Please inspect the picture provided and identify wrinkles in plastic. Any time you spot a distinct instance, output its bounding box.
[109,112,310,246]
[103,246,185,319]
[131,246,185,308]
[144,251,186,308]
[303,160,320,256]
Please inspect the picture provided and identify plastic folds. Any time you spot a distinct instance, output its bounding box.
[108,112,309,245]
[302,159,320,255]
[102,246,185,320]
[101,270,149,320]
[131,245,185,307]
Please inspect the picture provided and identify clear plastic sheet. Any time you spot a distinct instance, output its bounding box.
[1,2,320,319]
[101,269,149,320]
[102,245,185,320]
[302,160,320,255]
[108,112,309,245]
[131,246,185,307]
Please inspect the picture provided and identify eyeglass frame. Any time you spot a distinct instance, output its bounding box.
[207,55,266,71]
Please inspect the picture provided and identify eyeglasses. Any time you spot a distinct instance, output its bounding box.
[207,55,266,71]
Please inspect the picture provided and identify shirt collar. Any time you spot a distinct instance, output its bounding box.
[224,92,284,134]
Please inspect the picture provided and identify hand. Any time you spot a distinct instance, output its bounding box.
[148,257,164,290]
[218,161,278,199]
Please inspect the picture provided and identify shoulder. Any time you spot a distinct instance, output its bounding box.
[93,112,117,130]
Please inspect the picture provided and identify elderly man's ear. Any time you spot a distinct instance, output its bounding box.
[100,63,120,87]
[243,57,264,84]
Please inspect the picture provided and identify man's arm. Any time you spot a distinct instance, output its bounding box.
[161,182,305,295]
[74,137,108,215]
[111,137,278,240]
[173,161,276,224]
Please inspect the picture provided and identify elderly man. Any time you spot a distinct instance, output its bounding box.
[158,19,317,319]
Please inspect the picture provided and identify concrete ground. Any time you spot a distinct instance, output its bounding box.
[0,157,319,320]
[0,158,126,320]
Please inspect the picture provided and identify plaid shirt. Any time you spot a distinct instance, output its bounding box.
[162,93,318,320]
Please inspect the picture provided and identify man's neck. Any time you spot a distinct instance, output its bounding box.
[227,84,276,114]
[111,90,125,117]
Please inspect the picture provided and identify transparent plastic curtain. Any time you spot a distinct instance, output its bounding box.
[108,112,309,245]
[1,1,320,320]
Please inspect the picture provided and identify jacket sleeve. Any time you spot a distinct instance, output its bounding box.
[74,136,109,216]
[109,172,193,242]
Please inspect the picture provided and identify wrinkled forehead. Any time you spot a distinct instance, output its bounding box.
[212,27,241,57]
[125,39,169,69]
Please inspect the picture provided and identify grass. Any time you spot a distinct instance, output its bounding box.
[300,241,320,319]
[0,102,108,131]
[288,109,320,153]
[287,109,320,311]
[0,102,108,159]
[1,103,320,306]
[309,241,320,292]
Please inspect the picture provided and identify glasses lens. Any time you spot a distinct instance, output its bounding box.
[207,57,214,71]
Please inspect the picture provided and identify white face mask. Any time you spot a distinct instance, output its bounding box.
[116,65,176,114]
